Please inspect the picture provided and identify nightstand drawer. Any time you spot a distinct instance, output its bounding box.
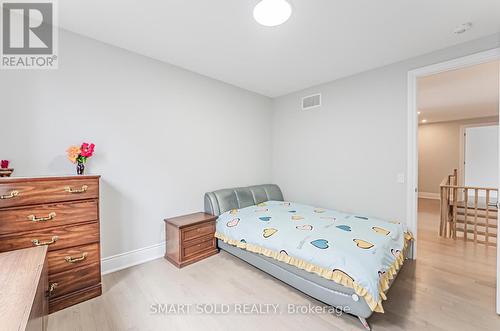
[182,222,215,242]
[0,200,98,235]
[182,235,215,258]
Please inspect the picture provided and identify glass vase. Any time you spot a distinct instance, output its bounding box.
[76,161,85,175]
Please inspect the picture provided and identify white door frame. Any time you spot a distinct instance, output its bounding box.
[406,47,500,314]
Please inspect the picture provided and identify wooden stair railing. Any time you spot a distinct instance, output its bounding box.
[439,169,498,246]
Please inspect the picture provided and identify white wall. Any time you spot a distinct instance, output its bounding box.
[1,28,499,269]
[418,117,499,194]
[0,30,273,261]
[272,34,500,223]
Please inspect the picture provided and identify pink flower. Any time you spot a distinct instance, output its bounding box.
[80,143,95,158]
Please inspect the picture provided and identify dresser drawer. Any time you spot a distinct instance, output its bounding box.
[0,200,98,235]
[0,178,99,208]
[49,284,102,314]
[48,262,100,298]
[48,243,100,275]
[182,235,215,259]
[0,222,99,252]
[182,222,215,242]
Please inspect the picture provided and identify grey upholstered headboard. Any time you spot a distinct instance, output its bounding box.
[204,184,284,216]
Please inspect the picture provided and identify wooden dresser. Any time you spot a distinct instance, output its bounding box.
[164,212,218,268]
[0,246,48,331]
[0,176,101,313]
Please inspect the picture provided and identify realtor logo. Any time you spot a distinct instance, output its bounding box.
[1,0,58,69]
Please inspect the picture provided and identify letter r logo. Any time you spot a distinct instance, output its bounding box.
[2,2,53,54]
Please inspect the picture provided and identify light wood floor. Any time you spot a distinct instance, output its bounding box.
[49,199,499,330]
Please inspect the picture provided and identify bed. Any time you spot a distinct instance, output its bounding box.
[204,184,412,330]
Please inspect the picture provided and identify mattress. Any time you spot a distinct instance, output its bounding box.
[215,200,412,313]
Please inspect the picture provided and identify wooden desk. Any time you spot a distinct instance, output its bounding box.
[0,246,48,331]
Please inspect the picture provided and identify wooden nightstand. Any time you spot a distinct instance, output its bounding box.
[164,212,218,268]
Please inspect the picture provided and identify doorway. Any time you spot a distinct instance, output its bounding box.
[407,48,500,315]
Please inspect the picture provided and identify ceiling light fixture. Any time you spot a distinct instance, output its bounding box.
[454,22,472,34]
[421,119,428,123]
[417,111,421,115]
[253,0,292,27]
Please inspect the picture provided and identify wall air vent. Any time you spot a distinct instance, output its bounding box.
[301,93,321,110]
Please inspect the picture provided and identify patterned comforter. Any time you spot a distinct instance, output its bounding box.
[215,200,411,312]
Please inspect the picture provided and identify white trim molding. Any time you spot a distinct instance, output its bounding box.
[407,46,500,313]
[101,242,165,275]
[418,192,440,200]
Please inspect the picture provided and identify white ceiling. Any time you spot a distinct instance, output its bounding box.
[59,1,500,97]
[417,60,499,123]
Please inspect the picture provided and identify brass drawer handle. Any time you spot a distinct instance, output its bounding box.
[64,185,88,193]
[49,282,58,294]
[32,236,59,246]
[0,190,19,199]
[27,212,56,222]
[65,252,88,263]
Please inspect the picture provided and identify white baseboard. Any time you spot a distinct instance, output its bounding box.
[418,192,440,200]
[101,241,165,275]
